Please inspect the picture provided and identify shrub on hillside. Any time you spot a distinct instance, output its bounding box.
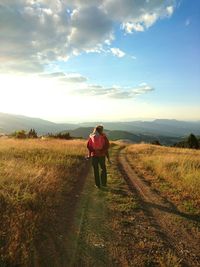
[174,133,199,149]
[47,132,72,140]
[151,140,162,146]
[187,133,199,149]
[27,128,38,138]
[12,129,38,139]
[13,130,27,139]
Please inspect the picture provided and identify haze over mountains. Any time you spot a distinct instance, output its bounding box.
[0,112,200,144]
[79,120,200,137]
[0,113,76,134]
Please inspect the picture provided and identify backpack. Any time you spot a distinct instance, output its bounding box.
[90,134,105,150]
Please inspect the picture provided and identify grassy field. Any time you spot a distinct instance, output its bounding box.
[1,139,199,266]
[72,144,183,266]
[0,138,88,266]
[125,144,200,214]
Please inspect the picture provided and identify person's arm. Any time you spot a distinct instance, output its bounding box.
[106,150,111,163]
[100,135,110,154]
[104,135,110,151]
[87,138,95,155]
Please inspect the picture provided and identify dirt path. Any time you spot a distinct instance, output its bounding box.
[118,148,200,266]
[47,144,200,266]
[68,145,143,266]
[69,165,124,267]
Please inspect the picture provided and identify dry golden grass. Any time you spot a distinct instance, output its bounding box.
[0,138,88,266]
[126,144,200,214]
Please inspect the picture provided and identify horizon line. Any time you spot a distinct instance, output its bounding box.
[0,111,200,124]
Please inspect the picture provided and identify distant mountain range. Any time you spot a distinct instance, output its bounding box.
[1,112,200,145]
[0,112,77,134]
[79,120,200,137]
[67,127,180,146]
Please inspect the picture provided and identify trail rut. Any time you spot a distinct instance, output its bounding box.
[118,148,200,267]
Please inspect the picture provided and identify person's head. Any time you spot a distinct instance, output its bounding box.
[94,125,103,134]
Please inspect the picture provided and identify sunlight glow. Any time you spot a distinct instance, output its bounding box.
[1,74,200,122]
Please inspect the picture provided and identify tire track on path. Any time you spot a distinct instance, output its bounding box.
[118,148,200,267]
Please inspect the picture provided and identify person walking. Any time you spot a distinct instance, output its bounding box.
[87,125,110,188]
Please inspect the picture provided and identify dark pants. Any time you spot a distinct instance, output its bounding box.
[92,156,107,187]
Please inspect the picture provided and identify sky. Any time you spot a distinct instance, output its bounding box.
[0,0,199,122]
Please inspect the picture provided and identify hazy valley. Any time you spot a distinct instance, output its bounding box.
[1,112,200,146]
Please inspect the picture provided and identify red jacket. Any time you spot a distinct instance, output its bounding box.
[87,133,109,157]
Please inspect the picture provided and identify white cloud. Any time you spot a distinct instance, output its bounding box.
[38,72,154,99]
[60,74,88,83]
[68,6,113,52]
[141,13,158,27]
[185,18,190,27]
[103,0,175,33]
[123,22,144,33]
[110,48,126,58]
[0,1,72,73]
[166,6,174,16]
[131,55,137,60]
[133,84,154,95]
[41,72,88,83]
[40,72,66,78]
[76,83,154,99]
[0,0,176,73]
[139,82,148,86]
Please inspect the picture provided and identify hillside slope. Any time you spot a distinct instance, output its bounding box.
[0,112,76,134]
[80,119,200,137]
[1,112,199,140]
[68,127,180,145]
